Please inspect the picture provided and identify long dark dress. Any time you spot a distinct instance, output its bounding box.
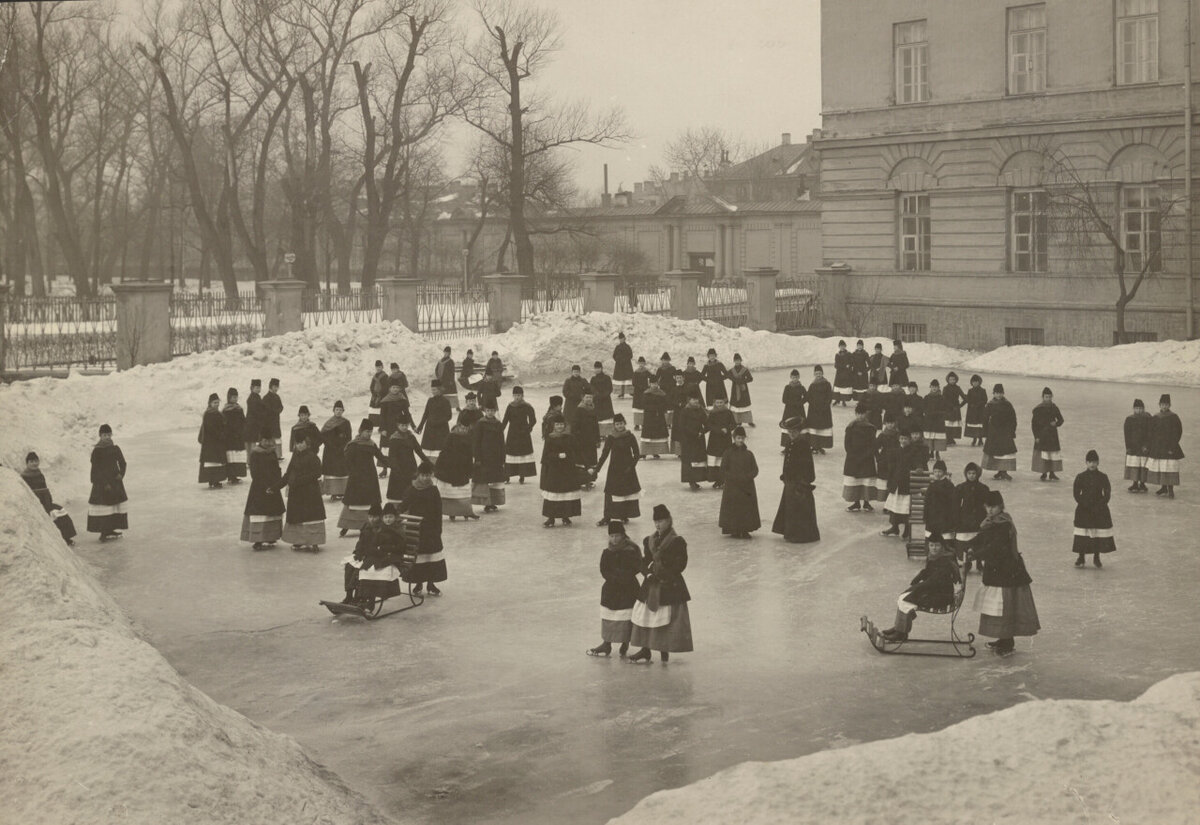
[942,383,966,440]
[850,348,870,395]
[612,342,634,388]
[964,385,988,437]
[289,420,321,454]
[804,377,835,448]
[338,436,386,530]
[773,434,820,543]
[262,391,283,441]
[842,418,877,501]
[244,391,264,452]
[868,352,889,387]
[719,444,760,535]
[982,398,1018,470]
[1072,469,1116,555]
[874,427,901,503]
[953,477,991,541]
[87,440,128,534]
[639,386,671,454]
[563,374,591,431]
[1146,411,1184,486]
[401,478,447,584]
[470,416,507,507]
[435,356,458,406]
[417,394,452,459]
[1124,410,1154,481]
[779,381,807,447]
[435,429,475,517]
[319,415,353,495]
[706,407,737,481]
[595,430,642,520]
[540,431,582,518]
[888,350,910,387]
[923,476,957,538]
[1031,401,1065,472]
[591,373,615,426]
[502,400,538,479]
[599,537,642,643]
[281,449,326,546]
[198,408,227,484]
[574,405,602,475]
[222,402,247,480]
[386,429,428,502]
[728,364,754,423]
[701,360,728,406]
[631,367,652,419]
[676,404,709,483]
[967,512,1040,640]
[241,444,285,544]
[833,349,854,399]
[21,467,77,543]
[922,391,946,451]
[654,364,679,412]
[630,528,693,653]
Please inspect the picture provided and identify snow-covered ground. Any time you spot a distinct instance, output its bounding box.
[2,314,1198,824]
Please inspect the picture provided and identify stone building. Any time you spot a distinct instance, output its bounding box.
[818,0,1198,347]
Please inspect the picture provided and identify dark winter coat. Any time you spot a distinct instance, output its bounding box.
[884,388,908,423]
[719,444,761,534]
[435,430,473,487]
[773,434,820,543]
[435,356,457,394]
[222,403,246,452]
[21,468,58,513]
[591,373,615,421]
[640,529,690,606]
[901,391,924,419]
[486,356,505,379]
[942,383,966,423]
[1124,411,1154,456]
[369,370,389,408]
[417,395,452,453]
[983,398,1018,457]
[1149,411,1185,460]
[613,342,634,381]
[343,436,386,506]
[706,407,737,460]
[541,409,564,439]
[600,538,642,610]
[888,350,910,386]
[923,476,957,537]
[199,408,227,465]
[574,405,601,468]
[675,403,709,454]
[88,441,128,505]
[386,429,428,501]
[459,355,477,389]
[954,478,991,533]
[631,367,652,409]
[1073,469,1113,529]
[904,555,961,610]
[470,416,507,483]
[833,349,853,387]
[562,374,591,429]
[850,348,870,391]
[964,386,988,428]
[1031,401,1064,453]
[843,419,878,478]
[320,416,353,477]
[289,420,321,454]
[478,376,502,411]
[728,364,753,407]
[244,392,264,443]
[805,378,834,431]
[861,388,886,430]
[456,406,483,431]
[922,391,945,435]
[540,432,579,494]
[400,480,443,553]
[640,386,670,440]
[967,512,1032,588]
[868,352,889,387]
[379,392,411,436]
[781,382,807,423]
[261,391,283,439]
[353,522,386,568]
[595,431,641,496]
[244,445,285,517]
[281,450,325,523]
[701,360,728,405]
[681,367,703,401]
[388,370,409,394]
[888,442,928,495]
[502,400,537,457]
[875,428,901,481]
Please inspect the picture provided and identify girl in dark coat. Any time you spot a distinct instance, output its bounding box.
[262,379,284,459]
[654,354,679,420]
[502,386,538,481]
[562,364,590,433]
[1073,450,1116,567]
[1124,398,1154,492]
[612,332,634,398]
[574,394,602,482]
[887,340,910,387]
[881,429,924,539]
[922,379,946,458]
[964,490,1040,655]
[435,347,459,410]
[842,404,878,511]
[593,414,642,524]
[779,369,807,449]
[832,340,854,404]
[680,356,704,401]
[953,461,990,572]
[417,381,452,461]
[850,340,871,399]
[631,357,652,428]
[868,343,889,388]
[22,452,77,544]
[541,418,581,526]
[459,349,478,390]
[587,521,643,657]
[591,362,616,437]
[676,396,709,489]
[244,379,264,455]
[719,427,760,538]
[942,372,965,446]
[280,434,326,550]
[198,393,227,488]
[289,406,321,456]
[241,436,286,549]
[804,366,835,452]
[337,420,386,534]
[982,383,1018,480]
[629,504,693,663]
[874,417,900,505]
[773,417,821,544]
[701,348,728,408]
[386,414,429,504]
[319,401,353,498]
[470,401,507,512]
[638,381,671,457]
[1031,387,1065,479]
[87,424,128,540]
[401,462,446,596]
[222,388,247,482]
[924,460,957,540]
[878,535,962,641]
[963,374,988,446]
[705,398,737,487]
[1147,393,1184,497]
[436,424,477,520]
[728,353,754,425]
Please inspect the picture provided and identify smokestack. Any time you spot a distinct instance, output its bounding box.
[782,132,792,145]
[602,163,612,207]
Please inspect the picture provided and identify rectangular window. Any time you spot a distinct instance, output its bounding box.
[893,323,928,343]
[1008,5,1046,93]
[1121,185,1162,273]
[1005,327,1045,346]
[895,20,929,104]
[1112,330,1159,344]
[898,193,931,271]
[1116,0,1158,84]
[1010,189,1048,272]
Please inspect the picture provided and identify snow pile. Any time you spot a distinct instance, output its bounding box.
[959,338,1200,388]
[0,470,398,825]
[612,674,1200,825]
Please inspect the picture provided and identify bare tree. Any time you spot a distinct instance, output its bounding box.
[649,125,746,191]
[461,0,629,280]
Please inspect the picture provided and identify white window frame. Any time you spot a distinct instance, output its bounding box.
[1116,0,1159,85]
[898,193,931,271]
[1007,4,1046,94]
[894,20,929,104]
[1010,189,1049,272]
[1121,184,1162,273]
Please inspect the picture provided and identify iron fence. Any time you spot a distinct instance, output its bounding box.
[614,280,671,314]
[775,278,822,331]
[418,284,490,337]
[2,296,117,371]
[698,283,748,328]
[301,287,382,326]
[520,280,584,319]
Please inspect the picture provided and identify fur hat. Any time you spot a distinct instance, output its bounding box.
[390,362,400,370]
[482,398,498,411]
[985,490,1005,508]
[933,459,947,471]
[854,402,868,415]
[707,348,717,356]
[856,339,864,346]
[250,379,262,388]
[969,374,982,385]
[1042,387,1053,396]
[660,352,671,361]
[465,392,477,401]
[298,405,310,415]
[1160,393,1172,405]
[907,381,919,390]
[417,461,434,474]
[375,360,383,368]
[550,395,563,406]
[208,392,220,403]
[618,331,626,339]
[26,451,39,463]
[227,387,238,398]
[613,413,626,424]
[637,356,647,363]
[382,502,398,516]
[334,400,344,410]
[946,371,959,382]
[874,342,883,350]
[732,425,746,438]
[1086,449,1099,463]
[443,346,451,353]
[838,339,846,347]
[512,386,524,395]
[269,378,280,388]
[99,423,112,435]
[368,503,382,516]
[571,364,581,372]
[652,503,671,521]
[359,418,373,432]
[687,356,696,364]
[1133,398,1145,409]
[790,369,800,377]
[593,360,603,368]
[733,352,742,360]
[929,379,940,388]
[964,462,981,476]
[608,520,626,535]
[993,383,1005,394]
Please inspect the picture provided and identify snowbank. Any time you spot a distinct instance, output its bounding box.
[611,673,1200,825]
[0,469,398,825]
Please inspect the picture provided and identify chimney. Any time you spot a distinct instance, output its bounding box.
[782,132,792,145]
[602,164,611,207]
[634,182,643,193]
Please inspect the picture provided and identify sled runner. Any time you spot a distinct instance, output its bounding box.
[905,469,932,560]
[860,563,976,658]
[320,515,425,620]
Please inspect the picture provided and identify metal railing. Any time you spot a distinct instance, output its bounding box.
[2,296,118,371]
[417,284,490,337]
[302,287,382,326]
[775,278,822,331]
[698,283,748,327]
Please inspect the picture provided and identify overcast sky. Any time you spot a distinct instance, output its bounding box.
[526,0,823,193]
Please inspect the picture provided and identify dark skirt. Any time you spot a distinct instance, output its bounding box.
[198,462,226,484]
[719,480,761,534]
[404,549,448,583]
[975,585,1040,638]
[240,514,283,544]
[1072,529,1116,555]
[630,598,693,652]
[771,484,820,543]
[604,494,641,520]
[87,502,128,534]
[542,494,581,518]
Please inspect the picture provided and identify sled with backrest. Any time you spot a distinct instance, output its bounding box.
[320,515,425,619]
[859,559,976,658]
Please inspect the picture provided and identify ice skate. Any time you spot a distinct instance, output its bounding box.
[586,644,612,657]
[862,502,874,512]
[427,584,441,596]
[1075,555,1086,567]
[880,526,899,537]
[1093,555,1103,568]
[627,648,652,664]
[543,518,555,527]
[846,503,861,512]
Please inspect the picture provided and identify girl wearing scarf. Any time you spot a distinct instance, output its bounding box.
[963,490,1040,655]
[628,504,693,663]
[87,424,128,540]
[198,393,227,488]
[319,401,353,499]
[222,388,247,482]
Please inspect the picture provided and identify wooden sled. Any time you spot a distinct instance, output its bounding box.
[320,515,426,620]
[860,566,976,658]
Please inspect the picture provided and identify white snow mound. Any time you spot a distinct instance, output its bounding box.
[610,674,1200,825]
[0,470,398,825]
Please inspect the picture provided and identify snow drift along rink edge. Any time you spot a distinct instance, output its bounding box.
[2,311,1198,484]
[0,470,399,825]
[609,673,1200,825]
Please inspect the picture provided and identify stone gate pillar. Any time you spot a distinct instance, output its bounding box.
[378,278,422,333]
[662,270,702,321]
[484,273,526,333]
[111,281,172,370]
[579,272,619,314]
[259,280,306,337]
[743,267,779,332]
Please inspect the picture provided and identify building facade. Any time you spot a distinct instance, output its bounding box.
[818,0,1198,347]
